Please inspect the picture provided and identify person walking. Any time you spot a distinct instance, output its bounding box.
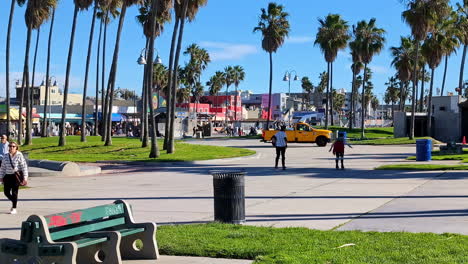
[272,125,288,170]
[0,135,8,167]
[329,135,352,170]
[0,141,28,214]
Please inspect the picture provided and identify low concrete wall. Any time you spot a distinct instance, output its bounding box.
[29,160,81,176]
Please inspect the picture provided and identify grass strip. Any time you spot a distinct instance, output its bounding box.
[407,150,468,162]
[157,223,468,264]
[375,164,468,171]
[317,126,394,139]
[351,137,441,145]
[20,136,255,163]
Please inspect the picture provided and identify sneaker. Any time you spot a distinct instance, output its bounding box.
[9,208,17,215]
[282,167,286,170]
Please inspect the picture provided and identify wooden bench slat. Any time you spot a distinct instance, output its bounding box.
[45,203,125,229]
[74,237,109,248]
[51,217,125,241]
[117,228,145,237]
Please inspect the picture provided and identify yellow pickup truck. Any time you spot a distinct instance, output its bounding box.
[262,122,332,147]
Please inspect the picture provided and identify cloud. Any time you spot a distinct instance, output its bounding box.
[199,41,258,61]
[285,36,314,44]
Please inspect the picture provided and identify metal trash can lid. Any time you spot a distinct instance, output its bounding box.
[211,169,246,178]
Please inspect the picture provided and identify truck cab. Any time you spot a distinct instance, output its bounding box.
[262,122,332,146]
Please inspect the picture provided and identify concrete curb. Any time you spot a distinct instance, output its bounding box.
[28,159,101,177]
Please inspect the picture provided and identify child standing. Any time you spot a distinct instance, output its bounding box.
[329,136,352,169]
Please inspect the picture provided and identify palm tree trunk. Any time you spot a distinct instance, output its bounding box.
[409,42,420,140]
[419,65,425,112]
[441,55,448,96]
[224,85,229,126]
[81,3,98,142]
[391,101,395,123]
[164,17,180,150]
[147,0,160,158]
[26,28,40,145]
[168,0,189,153]
[399,80,405,111]
[265,52,273,131]
[459,44,467,95]
[21,27,32,146]
[59,6,79,146]
[141,38,149,148]
[234,84,238,121]
[349,71,356,130]
[105,4,128,146]
[427,67,435,137]
[95,18,102,136]
[325,62,330,129]
[42,8,55,137]
[5,0,15,139]
[330,62,334,126]
[18,71,27,145]
[361,63,368,139]
[101,11,109,141]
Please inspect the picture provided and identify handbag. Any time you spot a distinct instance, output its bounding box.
[8,154,27,186]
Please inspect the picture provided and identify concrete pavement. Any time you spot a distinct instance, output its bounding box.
[1,139,468,262]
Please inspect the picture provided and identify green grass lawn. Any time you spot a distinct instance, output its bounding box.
[318,126,394,139]
[351,137,441,145]
[157,223,468,264]
[20,136,255,163]
[407,150,468,163]
[375,164,468,170]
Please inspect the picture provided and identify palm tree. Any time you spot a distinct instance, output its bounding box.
[231,65,245,121]
[207,71,225,122]
[27,28,40,145]
[253,2,290,130]
[167,0,207,154]
[439,10,460,96]
[223,66,235,124]
[316,71,328,109]
[301,77,313,110]
[457,0,468,95]
[314,14,350,128]
[349,26,364,130]
[176,87,191,104]
[402,0,450,139]
[59,0,94,146]
[104,0,145,146]
[6,0,27,140]
[385,76,400,121]
[80,0,99,142]
[23,0,56,145]
[354,18,385,139]
[42,6,56,137]
[391,36,415,111]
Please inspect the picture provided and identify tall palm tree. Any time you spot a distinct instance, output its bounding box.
[6,0,27,140]
[23,0,56,145]
[59,0,94,146]
[385,76,400,121]
[314,14,350,128]
[316,71,328,109]
[391,36,415,111]
[301,77,313,110]
[231,65,245,121]
[253,2,290,130]
[402,0,450,139]
[354,18,385,139]
[165,0,207,153]
[42,6,55,137]
[27,28,40,145]
[81,0,99,142]
[94,7,103,136]
[104,0,145,146]
[439,10,460,96]
[223,66,235,124]
[349,26,364,130]
[457,0,468,95]
[207,71,225,122]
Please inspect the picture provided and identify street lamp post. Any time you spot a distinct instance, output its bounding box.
[283,70,299,125]
[41,76,56,137]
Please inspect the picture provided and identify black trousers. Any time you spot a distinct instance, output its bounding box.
[335,152,344,168]
[275,147,286,168]
[3,174,19,208]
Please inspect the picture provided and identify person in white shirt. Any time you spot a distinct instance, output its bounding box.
[0,141,28,214]
[0,135,8,167]
[272,125,288,170]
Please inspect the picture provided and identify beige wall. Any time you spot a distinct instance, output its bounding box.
[38,85,82,106]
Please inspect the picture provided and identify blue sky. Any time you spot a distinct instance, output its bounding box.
[0,0,466,103]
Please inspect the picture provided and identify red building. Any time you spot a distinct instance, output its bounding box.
[177,95,242,121]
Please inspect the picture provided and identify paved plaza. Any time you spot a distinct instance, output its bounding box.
[1,139,468,262]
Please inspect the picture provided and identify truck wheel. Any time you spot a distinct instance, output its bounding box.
[316,136,327,147]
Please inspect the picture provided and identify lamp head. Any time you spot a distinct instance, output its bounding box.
[40,80,45,86]
[137,54,147,65]
[283,74,289,82]
[154,54,162,65]
[53,80,57,86]
[293,75,299,81]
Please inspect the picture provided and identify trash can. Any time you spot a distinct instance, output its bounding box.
[338,131,347,141]
[416,139,432,161]
[211,170,246,224]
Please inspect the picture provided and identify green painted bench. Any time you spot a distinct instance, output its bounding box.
[0,200,159,264]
